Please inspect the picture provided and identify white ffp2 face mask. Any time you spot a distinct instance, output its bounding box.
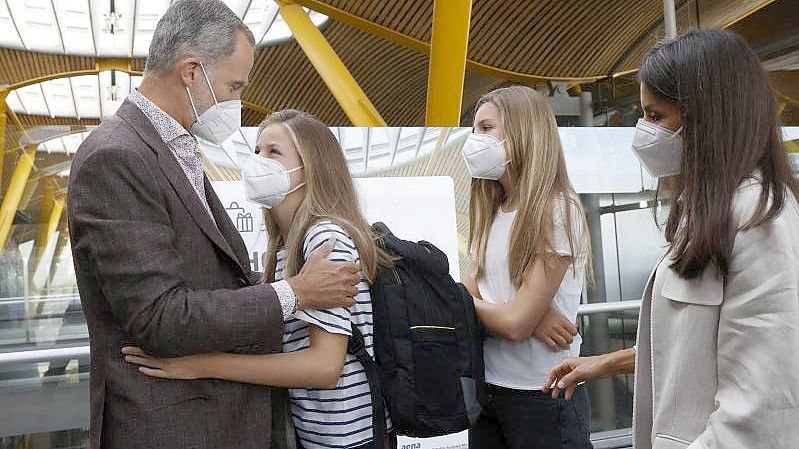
[461,133,509,180]
[242,153,305,209]
[186,63,242,145]
[631,118,683,178]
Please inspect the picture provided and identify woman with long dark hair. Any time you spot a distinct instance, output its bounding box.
[544,28,799,449]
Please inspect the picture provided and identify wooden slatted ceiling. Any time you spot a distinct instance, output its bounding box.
[0,48,94,86]
[246,21,506,126]
[317,0,683,78]
[616,0,781,73]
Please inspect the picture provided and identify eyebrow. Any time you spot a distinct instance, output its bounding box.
[259,142,282,151]
[230,80,248,90]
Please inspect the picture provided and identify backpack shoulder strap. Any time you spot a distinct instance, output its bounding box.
[348,326,387,449]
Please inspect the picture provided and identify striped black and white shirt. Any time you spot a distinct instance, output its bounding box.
[276,220,391,449]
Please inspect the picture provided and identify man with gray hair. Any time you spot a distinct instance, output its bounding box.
[67,1,358,447]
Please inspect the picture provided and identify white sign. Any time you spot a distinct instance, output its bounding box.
[211,176,461,279]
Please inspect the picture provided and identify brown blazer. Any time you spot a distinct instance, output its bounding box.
[67,99,284,449]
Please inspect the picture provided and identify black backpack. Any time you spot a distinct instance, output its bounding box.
[347,222,485,448]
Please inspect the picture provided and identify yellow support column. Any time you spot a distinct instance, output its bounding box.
[30,194,65,294]
[0,90,6,195]
[30,177,57,274]
[276,1,386,126]
[44,225,70,291]
[0,146,35,248]
[425,0,472,126]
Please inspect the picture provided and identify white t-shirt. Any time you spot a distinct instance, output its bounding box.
[477,197,586,390]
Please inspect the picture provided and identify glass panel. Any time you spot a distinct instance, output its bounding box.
[0,0,23,49]
[613,207,668,301]
[579,195,668,433]
[41,79,77,118]
[71,75,100,119]
[133,0,171,57]
[15,85,49,117]
[53,1,94,57]
[0,193,88,445]
[6,0,62,54]
[559,127,644,193]
[579,310,638,432]
[0,0,329,59]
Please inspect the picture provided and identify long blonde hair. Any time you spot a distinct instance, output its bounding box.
[468,86,592,288]
[259,109,393,282]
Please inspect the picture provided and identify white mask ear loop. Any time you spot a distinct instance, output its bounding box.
[185,86,201,122]
[285,166,305,195]
[286,181,306,195]
[185,63,219,127]
[198,63,220,106]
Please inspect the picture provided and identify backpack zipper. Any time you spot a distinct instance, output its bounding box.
[409,325,456,331]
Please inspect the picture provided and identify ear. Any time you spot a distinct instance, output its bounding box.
[177,58,202,87]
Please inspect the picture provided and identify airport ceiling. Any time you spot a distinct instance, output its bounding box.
[0,0,791,133]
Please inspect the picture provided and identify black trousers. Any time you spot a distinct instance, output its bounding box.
[469,383,593,449]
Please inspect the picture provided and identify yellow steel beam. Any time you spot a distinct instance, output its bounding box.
[242,100,271,116]
[0,146,36,247]
[2,61,270,124]
[294,0,779,81]
[277,1,386,126]
[30,194,65,279]
[6,103,37,147]
[95,58,133,73]
[19,175,40,211]
[424,127,452,175]
[200,151,226,181]
[44,224,70,291]
[723,0,780,28]
[3,70,98,92]
[3,59,135,92]
[31,177,55,268]
[0,95,6,195]
[425,0,472,126]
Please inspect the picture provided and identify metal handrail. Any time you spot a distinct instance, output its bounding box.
[0,293,80,306]
[578,299,642,314]
[0,345,90,366]
[0,299,643,367]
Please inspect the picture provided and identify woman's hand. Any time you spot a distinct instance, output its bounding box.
[533,307,578,351]
[542,355,608,400]
[542,348,635,400]
[122,346,210,380]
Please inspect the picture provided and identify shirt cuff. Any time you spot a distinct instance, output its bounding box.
[272,279,297,320]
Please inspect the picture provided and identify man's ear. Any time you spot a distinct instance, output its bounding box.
[177,58,201,87]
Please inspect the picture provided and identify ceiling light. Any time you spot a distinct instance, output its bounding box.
[102,0,123,35]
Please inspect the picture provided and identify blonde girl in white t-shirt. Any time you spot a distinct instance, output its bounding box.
[463,86,593,449]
